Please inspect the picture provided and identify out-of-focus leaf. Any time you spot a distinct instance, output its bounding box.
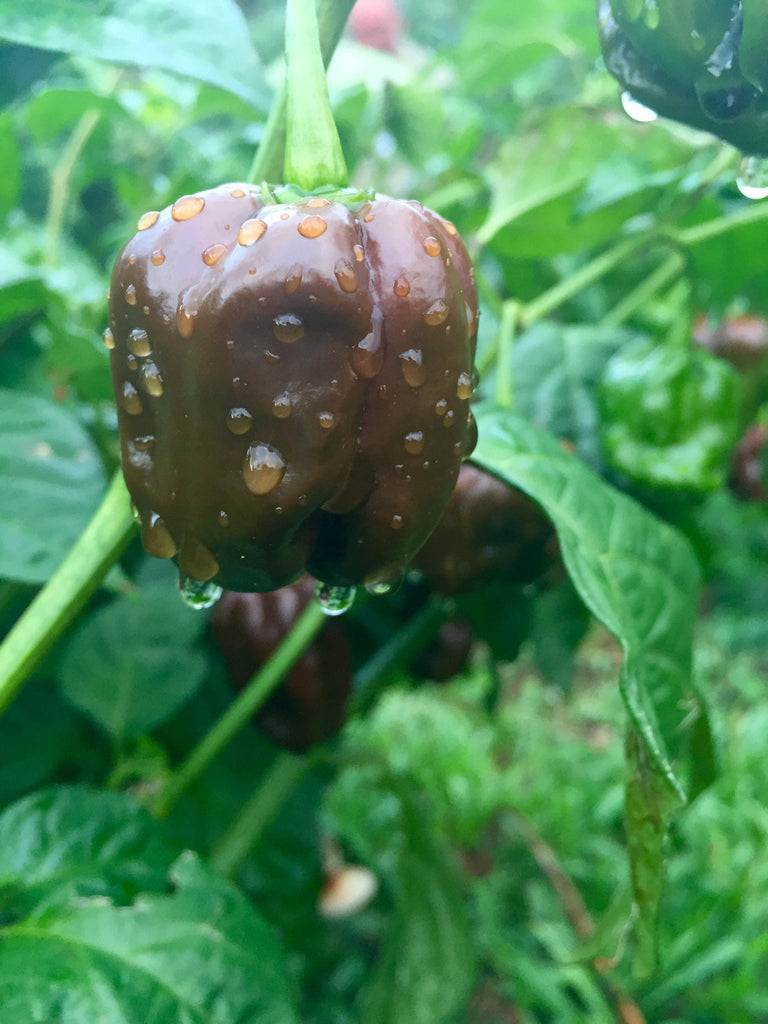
[59,585,209,742]
[0,389,107,584]
[0,0,271,111]
[625,729,682,975]
[0,113,20,215]
[0,683,80,807]
[361,848,476,1024]
[511,321,641,468]
[0,787,299,1024]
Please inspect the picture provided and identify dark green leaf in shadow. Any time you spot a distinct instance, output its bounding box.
[58,585,209,743]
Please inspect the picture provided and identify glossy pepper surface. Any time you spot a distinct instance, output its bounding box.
[412,463,559,595]
[107,183,478,593]
[598,0,768,155]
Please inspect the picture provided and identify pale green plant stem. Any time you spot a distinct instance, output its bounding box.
[153,600,327,819]
[0,471,135,716]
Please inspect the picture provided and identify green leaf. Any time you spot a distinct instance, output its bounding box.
[0,788,299,1024]
[362,844,476,1024]
[0,682,80,807]
[473,407,699,965]
[510,321,641,468]
[0,390,107,585]
[58,584,209,742]
[625,729,682,976]
[0,786,177,919]
[0,0,271,111]
[473,405,700,792]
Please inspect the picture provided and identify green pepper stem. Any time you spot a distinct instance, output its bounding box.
[0,470,135,718]
[250,0,356,183]
[210,594,454,876]
[495,299,520,409]
[283,0,348,189]
[602,251,686,328]
[152,599,328,819]
[519,235,647,328]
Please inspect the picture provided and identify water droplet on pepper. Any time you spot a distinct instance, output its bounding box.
[273,313,305,343]
[137,210,160,231]
[243,443,286,494]
[171,195,205,221]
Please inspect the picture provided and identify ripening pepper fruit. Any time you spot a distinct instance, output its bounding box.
[598,0,768,155]
[106,182,478,595]
[412,463,559,596]
[599,338,744,492]
[211,576,352,752]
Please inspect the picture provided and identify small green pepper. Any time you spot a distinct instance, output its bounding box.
[598,0,768,154]
[599,339,743,492]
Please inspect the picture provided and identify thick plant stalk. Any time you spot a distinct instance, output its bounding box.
[0,471,135,717]
[249,0,357,183]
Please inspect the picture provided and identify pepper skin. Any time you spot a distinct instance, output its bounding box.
[211,576,351,752]
[107,183,478,593]
[412,463,559,596]
[598,0,768,155]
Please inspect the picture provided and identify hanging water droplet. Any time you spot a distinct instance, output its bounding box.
[736,155,768,200]
[620,91,658,123]
[179,574,223,610]
[365,580,394,596]
[314,581,356,616]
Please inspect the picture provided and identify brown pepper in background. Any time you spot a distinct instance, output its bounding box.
[729,424,768,503]
[108,183,478,594]
[694,314,768,373]
[412,463,560,596]
[211,576,352,753]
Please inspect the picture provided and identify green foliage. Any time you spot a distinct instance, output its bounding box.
[600,339,745,492]
[0,789,298,1024]
[1,0,768,1021]
[0,389,107,584]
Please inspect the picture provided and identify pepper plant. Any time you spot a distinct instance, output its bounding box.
[2,1,768,1022]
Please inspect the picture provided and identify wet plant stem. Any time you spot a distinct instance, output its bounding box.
[249,0,356,183]
[283,0,347,189]
[0,471,135,718]
[210,595,455,876]
[602,251,686,328]
[153,600,327,820]
[211,751,310,876]
[495,299,519,408]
